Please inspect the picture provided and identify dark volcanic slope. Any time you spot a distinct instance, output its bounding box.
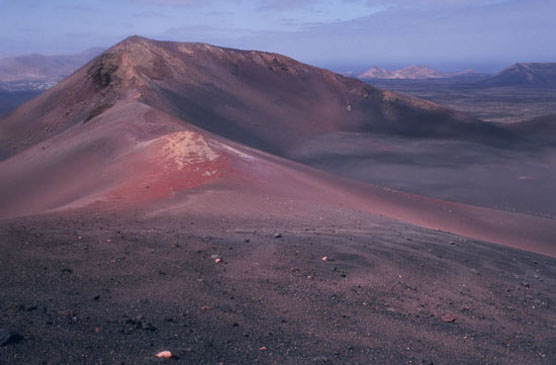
[511,113,556,146]
[480,63,556,88]
[0,36,508,160]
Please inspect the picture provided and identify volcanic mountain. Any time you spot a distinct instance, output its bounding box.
[480,62,556,88]
[0,36,555,256]
[0,47,104,83]
[359,65,450,80]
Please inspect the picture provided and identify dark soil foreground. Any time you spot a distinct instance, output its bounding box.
[1,212,555,364]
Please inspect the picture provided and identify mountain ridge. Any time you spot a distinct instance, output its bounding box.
[1,35,502,160]
[480,62,556,88]
[0,47,104,82]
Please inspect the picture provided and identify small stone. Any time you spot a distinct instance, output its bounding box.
[57,309,73,317]
[521,281,530,288]
[321,256,328,262]
[441,314,456,323]
[273,233,282,238]
[155,351,173,359]
[259,346,267,351]
[214,258,222,263]
[140,321,157,331]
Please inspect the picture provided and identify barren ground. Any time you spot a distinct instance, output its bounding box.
[1,211,555,364]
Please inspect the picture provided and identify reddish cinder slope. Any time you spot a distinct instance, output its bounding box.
[1,97,555,256]
[0,36,507,160]
[0,36,554,257]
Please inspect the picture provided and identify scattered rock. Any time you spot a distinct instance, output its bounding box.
[155,350,173,359]
[312,356,329,362]
[215,258,222,263]
[441,314,456,323]
[273,233,282,238]
[259,346,267,351]
[321,256,328,262]
[521,281,530,288]
[461,305,471,312]
[471,269,480,276]
[123,315,157,332]
[57,309,74,317]
[0,328,22,346]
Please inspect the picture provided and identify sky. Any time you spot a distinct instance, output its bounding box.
[0,0,555,72]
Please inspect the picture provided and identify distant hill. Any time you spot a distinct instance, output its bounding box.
[480,63,556,88]
[359,65,455,80]
[0,48,104,82]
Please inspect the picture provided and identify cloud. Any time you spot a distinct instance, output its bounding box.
[363,0,516,10]
[128,0,235,6]
[132,10,173,18]
[256,0,321,11]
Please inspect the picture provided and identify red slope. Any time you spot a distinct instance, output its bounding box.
[0,98,554,257]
